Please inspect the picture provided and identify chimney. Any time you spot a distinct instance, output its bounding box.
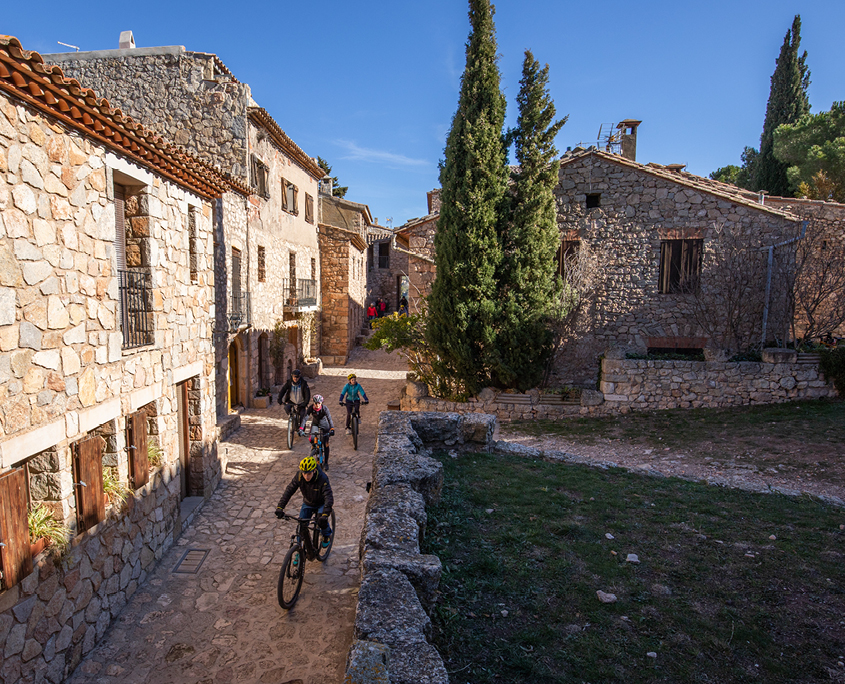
[617,119,641,161]
[119,31,136,50]
[665,164,686,173]
[319,175,333,197]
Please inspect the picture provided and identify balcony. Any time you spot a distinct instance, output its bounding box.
[228,291,252,331]
[118,269,154,349]
[283,279,318,309]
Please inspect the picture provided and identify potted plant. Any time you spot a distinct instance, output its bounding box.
[103,467,130,510]
[28,504,69,557]
[148,442,164,470]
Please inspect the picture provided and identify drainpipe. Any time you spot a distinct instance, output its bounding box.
[760,220,808,347]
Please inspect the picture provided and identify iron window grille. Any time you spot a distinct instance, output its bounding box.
[228,291,252,331]
[118,269,154,348]
[281,279,317,308]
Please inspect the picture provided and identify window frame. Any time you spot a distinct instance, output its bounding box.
[658,239,703,294]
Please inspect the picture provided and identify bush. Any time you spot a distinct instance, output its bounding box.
[819,347,845,395]
[27,504,69,549]
[148,442,163,469]
[103,467,130,508]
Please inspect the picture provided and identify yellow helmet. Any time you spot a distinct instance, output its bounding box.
[299,456,317,472]
[347,373,357,380]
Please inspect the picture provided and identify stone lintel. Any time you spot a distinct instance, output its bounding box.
[0,419,66,468]
[173,361,203,385]
[78,398,121,433]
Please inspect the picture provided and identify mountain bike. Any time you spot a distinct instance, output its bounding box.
[347,400,368,451]
[308,426,330,471]
[286,404,306,450]
[276,511,336,609]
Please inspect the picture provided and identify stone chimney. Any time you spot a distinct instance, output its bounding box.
[319,175,333,197]
[118,31,136,50]
[617,119,641,161]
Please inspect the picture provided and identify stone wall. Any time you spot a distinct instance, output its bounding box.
[345,411,496,684]
[45,49,250,180]
[397,216,437,314]
[366,240,404,314]
[0,466,186,684]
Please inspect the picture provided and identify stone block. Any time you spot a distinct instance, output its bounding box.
[761,348,797,364]
[354,567,431,645]
[407,412,460,445]
[360,508,420,556]
[343,639,390,684]
[387,640,449,684]
[580,389,604,406]
[372,451,443,507]
[405,380,428,398]
[362,550,442,611]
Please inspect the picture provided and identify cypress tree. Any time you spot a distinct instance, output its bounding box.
[494,51,566,390]
[752,14,811,196]
[426,0,508,397]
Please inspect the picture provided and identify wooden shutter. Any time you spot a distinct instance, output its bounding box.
[73,436,105,531]
[114,186,127,272]
[281,179,289,211]
[0,468,32,589]
[127,411,149,489]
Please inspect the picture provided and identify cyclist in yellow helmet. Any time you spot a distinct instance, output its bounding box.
[275,456,334,546]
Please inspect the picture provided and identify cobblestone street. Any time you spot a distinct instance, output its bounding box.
[65,346,407,684]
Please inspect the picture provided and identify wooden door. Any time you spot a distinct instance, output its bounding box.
[228,343,239,410]
[0,468,31,589]
[126,411,149,489]
[177,381,190,499]
[73,436,105,531]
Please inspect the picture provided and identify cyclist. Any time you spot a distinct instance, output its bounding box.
[339,373,369,435]
[305,395,335,468]
[274,456,334,547]
[278,369,311,435]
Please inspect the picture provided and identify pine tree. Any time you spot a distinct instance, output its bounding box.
[316,157,348,198]
[494,50,566,390]
[752,15,811,196]
[426,0,508,397]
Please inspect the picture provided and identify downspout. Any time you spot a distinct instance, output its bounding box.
[760,220,808,347]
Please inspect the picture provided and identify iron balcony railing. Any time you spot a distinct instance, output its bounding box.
[228,291,252,331]
[282,278,318,308]
[118,269,154,349]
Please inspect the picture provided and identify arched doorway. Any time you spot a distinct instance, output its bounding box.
[228,342,239,411]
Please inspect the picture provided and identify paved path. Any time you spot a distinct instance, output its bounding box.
[66,346,407,684]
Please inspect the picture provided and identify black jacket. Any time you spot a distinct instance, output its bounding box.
[277,468,333,513]
[278,378,310,406]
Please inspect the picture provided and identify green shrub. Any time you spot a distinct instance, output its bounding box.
[819,347,845,395]
[27,504,69,549]
[102,467,130,507]
[148,442,163,469]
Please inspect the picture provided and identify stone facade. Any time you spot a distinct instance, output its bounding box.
[0,35,227,683]
[366,224,404,314]
[46,43,324,415]
[347,410,496,684]
[394,214,437,314]
[318,193,370,364]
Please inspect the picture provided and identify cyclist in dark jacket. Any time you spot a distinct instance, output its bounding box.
[275,456,333,544]
[278,369,311,433]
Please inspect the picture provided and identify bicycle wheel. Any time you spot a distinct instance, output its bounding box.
[287,413,295,450]
[315,510,336,562]
[352,413,359,451]
[277,544,305,609]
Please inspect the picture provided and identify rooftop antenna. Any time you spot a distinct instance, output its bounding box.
[386,217,393,229]
[597,123,622,155]
[57,41,80,52]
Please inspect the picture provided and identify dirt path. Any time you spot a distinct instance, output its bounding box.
[498,428,845,506]
[66,346,407,684]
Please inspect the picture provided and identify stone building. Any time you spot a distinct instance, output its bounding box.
[317,180,369,364]
[394,212,437,314]
[45,32,325,418]
[0,35,233,682]
[366,223,404,314]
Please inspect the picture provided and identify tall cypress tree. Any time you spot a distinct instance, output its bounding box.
[426,0,508,397]
[494,51,566,390]
[753,14,811,196]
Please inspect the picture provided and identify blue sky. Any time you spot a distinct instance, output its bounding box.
[5,1,845,227]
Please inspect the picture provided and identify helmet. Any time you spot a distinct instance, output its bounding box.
[347,373,357,380]
[299,456,317,472]
[291,369,301,378]
[313,394,324,405]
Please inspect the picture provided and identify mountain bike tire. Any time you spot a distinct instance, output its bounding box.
[287,413,295,450]
[352,413,359,451]
[277,544,304,609]
[314,510,336,562]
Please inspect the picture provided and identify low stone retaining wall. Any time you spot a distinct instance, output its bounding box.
[344,411,497,684]
[0,467,186,684]
[600,354,837,411]
[400,351,837,419]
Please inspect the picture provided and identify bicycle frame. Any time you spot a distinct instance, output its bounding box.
[287,515,319,560]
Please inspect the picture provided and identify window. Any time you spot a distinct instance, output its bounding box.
[188,207,198,282]
[305,193,314,224]
[250,155,269,199]
[378,242,390,269]
[232,248,242,299]
[257,246,266,282]
[282,178,298,215]
[555,240,580,278]
[586,193,601,209]
[659,239,702,294]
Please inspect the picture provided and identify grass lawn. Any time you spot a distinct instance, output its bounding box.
[422,451,845,683]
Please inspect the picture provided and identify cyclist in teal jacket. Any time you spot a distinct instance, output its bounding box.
[339,373,369,435]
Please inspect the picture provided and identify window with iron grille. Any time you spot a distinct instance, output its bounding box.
[258,246,266,282]
[659,239,702,294]
[251,155,269,199]
[305,193,314,224]
[189,207,198,282]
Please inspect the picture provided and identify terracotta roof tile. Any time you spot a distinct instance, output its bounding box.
[0,35,244,199]
[247,107,323,180]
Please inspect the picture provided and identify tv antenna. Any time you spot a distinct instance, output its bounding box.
[57,41,80,52]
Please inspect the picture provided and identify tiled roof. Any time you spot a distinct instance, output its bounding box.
[247,107,324,180]
[560,148,799,221]
[0,35,240,199]
[396,213,437,233]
